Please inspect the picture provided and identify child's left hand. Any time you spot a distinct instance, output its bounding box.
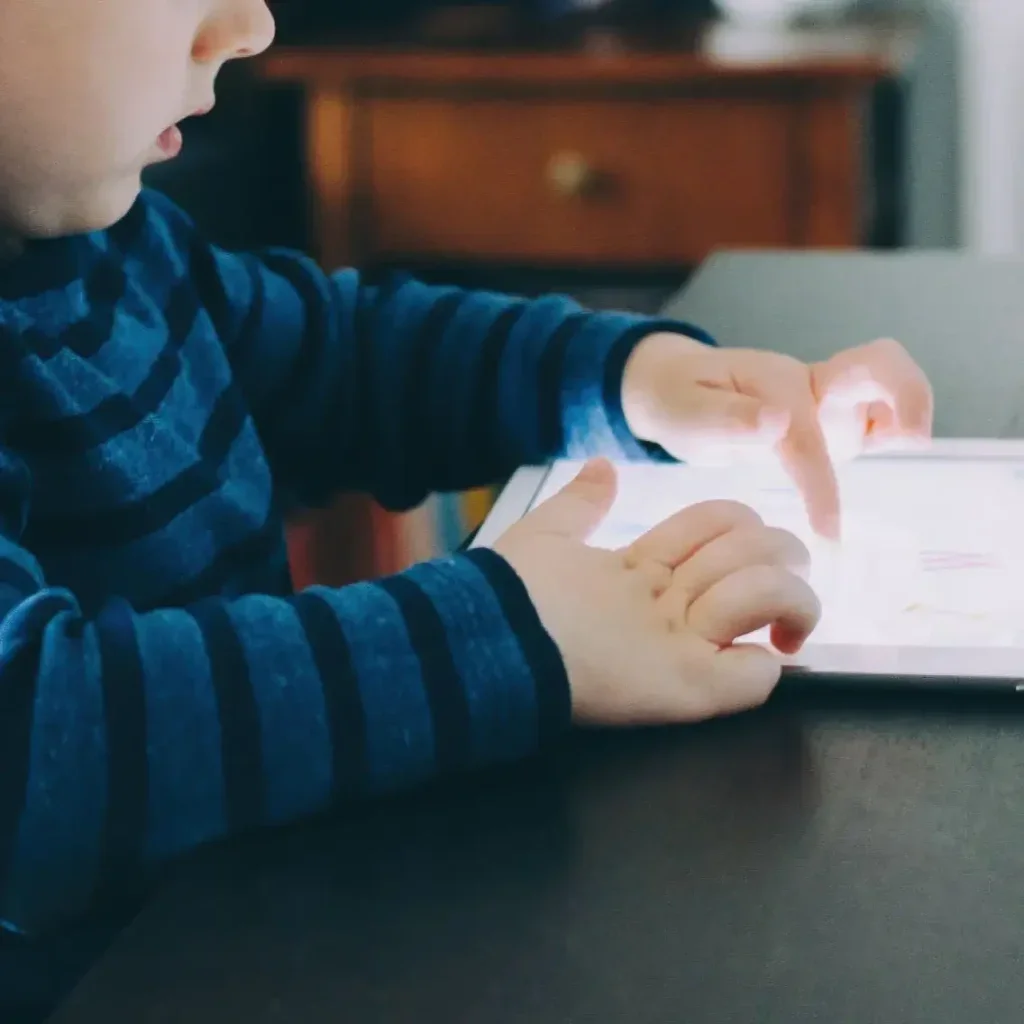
[621,331,934,539]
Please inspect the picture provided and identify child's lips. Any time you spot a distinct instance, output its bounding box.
[152,102,212,161]
[156,125,183,159]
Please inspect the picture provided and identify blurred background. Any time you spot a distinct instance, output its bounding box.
[143,0,986,581]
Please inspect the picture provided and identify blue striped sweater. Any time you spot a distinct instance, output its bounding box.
[0,189,711,1008]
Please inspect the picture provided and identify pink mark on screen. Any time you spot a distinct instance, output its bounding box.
[919,550,998,571]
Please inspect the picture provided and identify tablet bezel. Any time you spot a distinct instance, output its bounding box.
[470,440,1024,687]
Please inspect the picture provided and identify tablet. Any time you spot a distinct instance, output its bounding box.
[471,440,1024,687]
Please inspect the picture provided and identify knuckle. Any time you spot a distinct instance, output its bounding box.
[647,565,673,598]
[780,573,822,621]
[730,524,810,572]
[869,336,905,356]
[688,498,763,531]
[764,526,812,572]
[802,578,824,617]
[625,554,672,597]
[749,563,811,606]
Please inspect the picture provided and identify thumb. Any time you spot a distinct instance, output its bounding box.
[522,458,618,541]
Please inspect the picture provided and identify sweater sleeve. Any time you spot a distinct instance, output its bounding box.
[0,448,569,938]
[162,196,714,510]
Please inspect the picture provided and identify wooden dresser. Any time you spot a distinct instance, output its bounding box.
[255,16,914,586]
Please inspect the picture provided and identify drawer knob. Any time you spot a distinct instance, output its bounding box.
[546,151,596,198]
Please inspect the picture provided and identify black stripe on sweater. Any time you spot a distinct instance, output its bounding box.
[191,598,265,834]
[463,548,571,749]
[93,598,150,901]
[402,290,467,493]
[292,592,369,798]
[535,313,586,457]
[0,624,52,906]
[244,254,338,501]
[8,276,201,455]
[24,381,251,549]
[28,259,127,363]
[376,575,473,774]
[335,274,391,496]
[461,303,526,480]
[206,253,268,401]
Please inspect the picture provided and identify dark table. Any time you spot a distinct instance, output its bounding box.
[51,254,1024,1023]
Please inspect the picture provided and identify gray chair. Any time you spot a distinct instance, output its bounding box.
[662,251,1024,439]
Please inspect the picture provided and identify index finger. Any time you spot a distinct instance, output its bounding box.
[777,406,841,541]
[687,563,822,649]
[729,351,842,541]
[624,499,762,570]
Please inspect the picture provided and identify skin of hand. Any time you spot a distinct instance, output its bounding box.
[620,332,935,539]
[493,459,820,726]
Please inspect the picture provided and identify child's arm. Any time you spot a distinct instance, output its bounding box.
[0,447,568,937]
[156,192,712,510]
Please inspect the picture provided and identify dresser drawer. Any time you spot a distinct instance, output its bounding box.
[365,96,799,265]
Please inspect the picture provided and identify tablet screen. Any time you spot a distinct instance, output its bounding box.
[530,457,1024,652]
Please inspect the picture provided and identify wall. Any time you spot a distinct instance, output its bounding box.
[959,0,1024,253]
[854,0,961,247]
[902,0,961,247]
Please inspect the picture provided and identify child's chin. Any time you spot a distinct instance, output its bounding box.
[77,178,144,233]
[18,178,142,240]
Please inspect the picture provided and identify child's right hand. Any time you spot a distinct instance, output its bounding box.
[493,459,820,725]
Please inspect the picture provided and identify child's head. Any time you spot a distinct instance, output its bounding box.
[0,0,275,241]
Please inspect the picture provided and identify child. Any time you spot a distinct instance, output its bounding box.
[0,0,932,1018]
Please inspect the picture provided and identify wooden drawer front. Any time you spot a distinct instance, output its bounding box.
[366,97,798,265]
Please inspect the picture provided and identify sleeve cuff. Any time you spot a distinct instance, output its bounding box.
[560,313,717,462]
[459,548,572,748]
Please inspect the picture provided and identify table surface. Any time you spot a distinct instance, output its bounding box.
[52,253,1024,1024]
